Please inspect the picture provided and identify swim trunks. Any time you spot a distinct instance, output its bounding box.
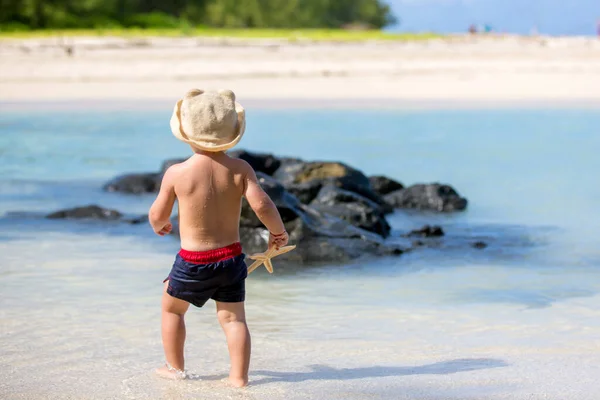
[164,242,247,307]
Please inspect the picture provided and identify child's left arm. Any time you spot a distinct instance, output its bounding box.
[149,166,177,236]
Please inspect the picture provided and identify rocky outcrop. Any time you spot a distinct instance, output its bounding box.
[238,212,403,265]
[46,205,148,224]
[273,160,370,187]
[369,176,404,196]
[95,150,470,265]
[103,158,187,194]
[103,173,161,194]
[285,180,323,205]
[272,160,392,213]
[309,186,391,237]
[47,205,123,220]
[384,184,468,212]
[102,152,467,215]
[170,171,403,263]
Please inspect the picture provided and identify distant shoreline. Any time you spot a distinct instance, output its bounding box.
[0,28,598,41]
[2,98,600,112]
[0,28,439,42]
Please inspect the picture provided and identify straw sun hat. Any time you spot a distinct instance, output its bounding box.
[170,89,246,152]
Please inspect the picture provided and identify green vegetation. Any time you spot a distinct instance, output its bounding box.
[0,0,396,32]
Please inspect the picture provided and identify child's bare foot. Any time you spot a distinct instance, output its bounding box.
[155,364,187,380]
[221,377,248,388]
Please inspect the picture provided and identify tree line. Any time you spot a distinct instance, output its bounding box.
[0,0,396,30]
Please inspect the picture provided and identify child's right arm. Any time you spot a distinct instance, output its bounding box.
[242,162,289,249]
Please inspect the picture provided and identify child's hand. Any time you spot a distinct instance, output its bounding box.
[269,230,289,250]
[155,222,173,236]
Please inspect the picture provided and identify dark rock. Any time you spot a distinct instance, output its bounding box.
[271,158,306,186]
[228,150,282,175]
[99,152,472,265]
[273,161,370,189]
[327,179,393,214]
[126,215,149,225]
[103,173,160,194]
[472,241,488,249]
[384,183,468,212]
[310,186,391,237]
[369,175,404,196]
[283,204,403,263]
[274,204,403,264]
[103,158,186,195]
[240,173,299,228]
[405,225,445,238]
[286,180,323,204]
[47,205,123,220]
[273,160,391,213]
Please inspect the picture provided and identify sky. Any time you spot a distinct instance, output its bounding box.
[386,0,600,36]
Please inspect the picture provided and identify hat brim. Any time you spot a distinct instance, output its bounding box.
[170,99,246,152]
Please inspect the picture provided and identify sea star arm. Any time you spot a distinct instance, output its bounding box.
[247,245,297,274]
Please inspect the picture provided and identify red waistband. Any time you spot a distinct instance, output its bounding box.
[179,242,242,264]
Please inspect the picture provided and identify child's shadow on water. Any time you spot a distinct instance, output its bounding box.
[200,358,508,385]
[252,358,507,385]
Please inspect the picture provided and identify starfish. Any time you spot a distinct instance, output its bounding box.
[247,245,296,274]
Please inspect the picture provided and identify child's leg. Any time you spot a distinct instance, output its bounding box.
[216,301,251,387]
[157,282,190,379]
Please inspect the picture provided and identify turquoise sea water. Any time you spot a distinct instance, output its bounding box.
[1,106,600,399]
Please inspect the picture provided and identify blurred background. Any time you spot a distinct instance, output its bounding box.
[1,0,599,35]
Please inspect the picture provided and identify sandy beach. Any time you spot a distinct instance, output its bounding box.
[1,35,600,105]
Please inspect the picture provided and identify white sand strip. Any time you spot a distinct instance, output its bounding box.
[1,36,599,103]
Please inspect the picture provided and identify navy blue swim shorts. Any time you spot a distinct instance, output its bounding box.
[164,243,248,308]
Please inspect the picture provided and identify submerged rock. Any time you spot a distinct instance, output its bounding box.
[384,183,468,212]
[103,159,187,194]
[405,225,445,238]
[103,173,161,194]
[47,205,123,220]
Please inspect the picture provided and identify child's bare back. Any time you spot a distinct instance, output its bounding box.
[168,153,247,251]
[148,89,288,387]
[152,151,286,251]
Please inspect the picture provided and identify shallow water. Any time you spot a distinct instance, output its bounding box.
[1,107,600,399]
